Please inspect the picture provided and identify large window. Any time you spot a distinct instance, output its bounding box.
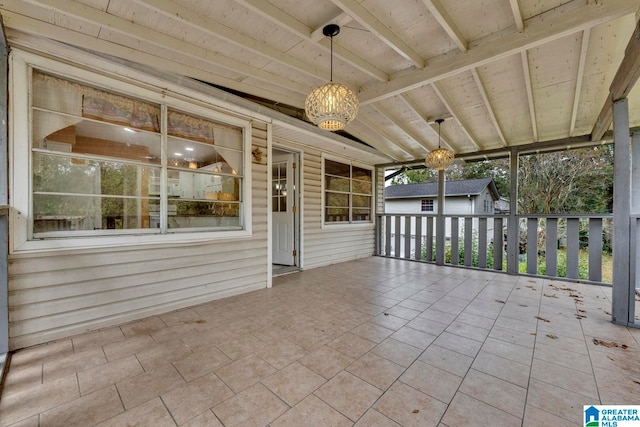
[30,70,245,239]
[324,159,372,223]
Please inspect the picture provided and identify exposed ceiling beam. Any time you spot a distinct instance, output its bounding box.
[1,12,306,108]
[234,0,388,81]
[521,51,539,142]
[359,0,637,105]
[570,29,591,136]
[369,104,433,153]
[134,0,326,81]
[348,119,415,161]
[10,0,315,94]
[421,0,468,52]
[509,0,524,32]
[328,0,425,68]
[592,17,640,141]
[431,82,482,151]
[399,95,454,151]
[311,12,352,42]
[471,68,507,146]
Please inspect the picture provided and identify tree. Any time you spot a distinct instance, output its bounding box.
[518,146,613,214]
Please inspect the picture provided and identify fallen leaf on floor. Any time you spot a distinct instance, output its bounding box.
[578,309,587,313]
[384,312,389,316]
[559,287,577,292]
[535,316,550,322]
[519,304,528,307]
[530,332,537,336]
[576,314,586,319]
[607,355,615,361]
[543,293,559,298]
[528,280,536,283]
[526,285,536,290]
[569,293,581,298]
[593,338,628,349]
[605,310,612,315]
[633,380,640,386]
[546,334,558,339]
[495,300,506,304]
[412,409,420,414]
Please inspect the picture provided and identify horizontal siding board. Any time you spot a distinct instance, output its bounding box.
[10,259,267,322]
[10,281,266,350]
[11,254,268,305]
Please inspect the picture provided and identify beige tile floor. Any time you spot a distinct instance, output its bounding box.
[1,257,639,426]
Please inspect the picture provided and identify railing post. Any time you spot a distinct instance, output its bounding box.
[612,98,634,326]
[436,169,445,265]
[507,149,519,274]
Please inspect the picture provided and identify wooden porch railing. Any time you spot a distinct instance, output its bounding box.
[375,213,613,284]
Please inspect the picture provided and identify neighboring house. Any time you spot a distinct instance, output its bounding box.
[385,178,500,215]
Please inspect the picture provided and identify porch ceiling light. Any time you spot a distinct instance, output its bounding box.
[304,24,359,131]
[425,118,454,170]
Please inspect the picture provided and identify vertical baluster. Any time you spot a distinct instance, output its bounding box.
[589,218,603,282]
[566,218,579,279]
[394,215,401,258]
[415,216,423,261]
[464,217,473,266]
[493,217,503,271]
[404,215,411,259]
[451,217,459,265]
[426,216,434,262]
[546,218,558,277]
[527,218,538,274]
[384,215,391,256]
[478,217,488,268]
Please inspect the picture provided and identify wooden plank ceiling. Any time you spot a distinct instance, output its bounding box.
[2,0,639,163]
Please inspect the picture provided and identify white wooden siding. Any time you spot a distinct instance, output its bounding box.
[7,121,269,350]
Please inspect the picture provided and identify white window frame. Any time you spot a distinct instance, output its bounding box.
[321,154,374,228]
[10,50,253,253]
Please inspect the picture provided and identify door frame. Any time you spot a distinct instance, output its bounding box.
[269,145,302,273]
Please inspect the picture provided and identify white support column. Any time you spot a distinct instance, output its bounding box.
[507,150,519,274]
[612,98,634,326]
[436,169,445,265]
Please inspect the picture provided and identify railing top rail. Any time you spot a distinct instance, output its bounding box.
[376,213,612,219]
[516,214,613,219]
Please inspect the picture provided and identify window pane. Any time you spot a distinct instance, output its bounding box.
[352,179,372,194]
[352,209,371,222]
[167,110,243,174]
[326,192,349,207]
[33,111,161,164]
[33,153,157,198]
[325,208,348,222]
[352,166,371,182]
[325,160,350,177]
[34,194,158,233]
[352,195,371,208]
[33,71,161,132]
[326,176,350,192]
[168,200,240,229]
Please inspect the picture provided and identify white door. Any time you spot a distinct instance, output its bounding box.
[272,154,295,265]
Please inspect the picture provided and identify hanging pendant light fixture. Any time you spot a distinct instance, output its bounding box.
[305,24,359,131]
[425,118,454,170]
